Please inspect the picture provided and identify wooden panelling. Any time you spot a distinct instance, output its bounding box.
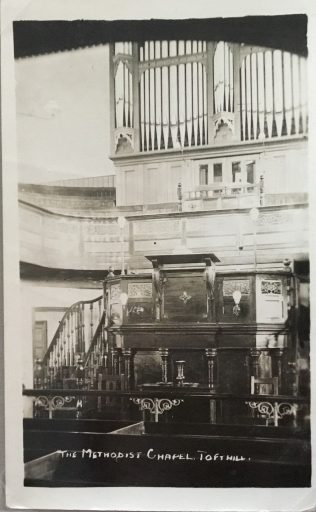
[126,301,153,323]
[124,332,216,350]
[163,272,207,322]
[24,430,311,487]
[216,275,255,323]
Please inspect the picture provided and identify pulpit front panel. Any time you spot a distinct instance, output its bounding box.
[125,281,153,323]
[216,276,255,323]
[163,272,207,322]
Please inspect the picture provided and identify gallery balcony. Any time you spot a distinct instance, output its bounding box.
[183,182,261,211]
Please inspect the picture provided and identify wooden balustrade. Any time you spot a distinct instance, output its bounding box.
[38,295,104,389]
[183,182,260,203]
[84,310,107,388]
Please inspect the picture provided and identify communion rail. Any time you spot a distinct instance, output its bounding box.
[23,388,309,428]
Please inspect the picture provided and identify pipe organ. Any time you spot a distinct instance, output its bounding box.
[111,41,307,154]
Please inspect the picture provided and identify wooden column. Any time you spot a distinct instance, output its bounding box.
[159,348,169,384]
[232,44,241,141]
[205,348,218,392]
[250,348,261,382]
[205,349,218,424]
[206,42,216,144]
[110,347,120,375]
[76,357,85,389]
[274,348,284,394]
[122,348,134,390]
[132,42,140,152]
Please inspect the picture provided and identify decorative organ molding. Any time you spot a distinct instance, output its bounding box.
[240,45,271,59]
[115,128,134,153]
[213,111,235,135]
[113,53,133,75]
[139,52,207,74]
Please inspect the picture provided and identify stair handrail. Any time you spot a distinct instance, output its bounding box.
[42,295,103,365]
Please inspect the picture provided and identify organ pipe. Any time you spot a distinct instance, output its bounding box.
[113,41,307,150]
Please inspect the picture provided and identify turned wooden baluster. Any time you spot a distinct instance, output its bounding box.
[159,348,169,384]
[98,298,102,322]
[250,348,261,383]
[70,309,74,366]
[205,348,218,424]
[90,302,94,344]
[122,348,132,390]
[111,348,119,375]
[274,348,284,394]
[205,348,218,392]
[102,328,108,367]
[62,321,67,367]
[249,348,261,419]
[76,357,85,389]
[66,316,70,366]
[175,360,186,387]
[81,303,85,354]
[74,305,79,354]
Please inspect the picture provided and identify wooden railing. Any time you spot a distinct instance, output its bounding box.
[184,182,260,200]
[84,311,108,388]
[182,182,263,210]
[36,295,104,389]
[23,388,310,427]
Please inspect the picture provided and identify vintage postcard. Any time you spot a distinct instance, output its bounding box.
[2,1,316,510]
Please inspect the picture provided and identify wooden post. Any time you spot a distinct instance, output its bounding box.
[205,348,218,392]
[250,348,261,381]
[76,357,85,389]
[110,347,119,375]
[159,348,169,384]
[122,348,133,390]
[274,348,284,394]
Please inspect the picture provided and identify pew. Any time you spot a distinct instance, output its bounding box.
[24,419,311,487]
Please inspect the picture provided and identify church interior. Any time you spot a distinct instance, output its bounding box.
[16,17,310,487]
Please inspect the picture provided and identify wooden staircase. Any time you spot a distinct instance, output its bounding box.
[35,295,105,390]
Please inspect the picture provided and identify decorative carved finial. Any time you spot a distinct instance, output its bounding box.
[283,258,291,269]
[108,266,115,278]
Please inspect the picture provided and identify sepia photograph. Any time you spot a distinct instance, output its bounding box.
[2,4,313,508]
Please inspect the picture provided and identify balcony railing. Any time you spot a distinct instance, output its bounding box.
[183,182,262,210]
